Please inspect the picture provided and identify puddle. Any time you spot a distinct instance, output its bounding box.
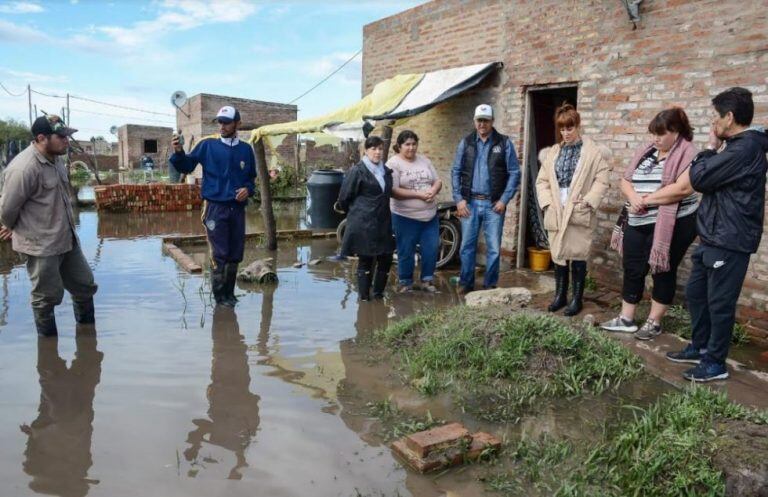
[0,207,762,497]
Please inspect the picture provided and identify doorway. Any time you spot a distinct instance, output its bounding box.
[516,85,578,268]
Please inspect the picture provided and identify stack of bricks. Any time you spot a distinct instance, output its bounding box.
[391,422,501,473]
[93,184,202,212]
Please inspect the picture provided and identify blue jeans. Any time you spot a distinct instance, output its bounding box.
[392,213,439,286]
[459,198,504,289]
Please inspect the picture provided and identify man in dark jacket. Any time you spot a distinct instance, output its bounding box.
[450,104,520,293]
[170,106,256,307]
[667,87,768,381]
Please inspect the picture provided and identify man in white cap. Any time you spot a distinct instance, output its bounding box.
[0,115,98,336]
[450,104,520,293]
[170,106,257,307]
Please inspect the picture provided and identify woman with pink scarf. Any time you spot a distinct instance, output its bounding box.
[601,108,699,340]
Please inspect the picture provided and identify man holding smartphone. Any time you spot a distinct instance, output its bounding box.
[170,106,257,307]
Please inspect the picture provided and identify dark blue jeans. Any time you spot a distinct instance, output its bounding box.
[459,198,504,289]
[391,213,439,286]
[203,201,246,268]
[686,243,751,365]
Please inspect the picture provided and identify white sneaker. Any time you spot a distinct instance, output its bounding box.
[600,316,638,333]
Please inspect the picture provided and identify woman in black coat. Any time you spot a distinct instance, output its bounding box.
[338,136,395,301]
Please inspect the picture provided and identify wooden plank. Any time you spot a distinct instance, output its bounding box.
[163,242,202,273]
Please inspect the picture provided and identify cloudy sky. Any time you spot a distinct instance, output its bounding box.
[0,0,422,139]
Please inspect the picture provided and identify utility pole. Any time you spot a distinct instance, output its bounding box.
[27,85,32,126]
[66,93,70,125]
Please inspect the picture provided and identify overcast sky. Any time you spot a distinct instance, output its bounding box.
[0,0,422,140]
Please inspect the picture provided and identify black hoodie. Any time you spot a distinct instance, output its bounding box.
[690,128,768,253]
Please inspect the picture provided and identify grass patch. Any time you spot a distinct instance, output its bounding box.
[375,307,643,420]
[365,396,443,441]
[584,274,598,292]
[481,387,768,496]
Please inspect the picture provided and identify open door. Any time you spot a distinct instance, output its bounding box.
[517,85,578,268]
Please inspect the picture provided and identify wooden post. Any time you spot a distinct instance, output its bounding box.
[380,123,394,163]
[294,135,301,180]
[254,138,277,250]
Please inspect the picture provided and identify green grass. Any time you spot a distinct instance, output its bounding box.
[376,307,644,420]
[365,396,443,441]
[482,387,768,496]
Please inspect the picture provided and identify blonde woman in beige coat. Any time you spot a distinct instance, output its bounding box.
[535,103,611,316]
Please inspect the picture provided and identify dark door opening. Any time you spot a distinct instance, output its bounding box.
[518,85,578,268]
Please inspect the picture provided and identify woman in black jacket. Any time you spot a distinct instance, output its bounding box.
[338,136,395,301]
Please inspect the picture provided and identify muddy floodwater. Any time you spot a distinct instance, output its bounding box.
[0,206,695,497]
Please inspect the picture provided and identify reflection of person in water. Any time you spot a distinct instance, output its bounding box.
[21,334,102,497]
[185,307,260,479]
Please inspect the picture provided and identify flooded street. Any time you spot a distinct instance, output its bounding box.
[0,206,469,497]
[0,206,750,497]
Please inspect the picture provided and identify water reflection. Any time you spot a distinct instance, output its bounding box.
[184,308,260,480]
[96,203,307,240]
[21,334,103,497]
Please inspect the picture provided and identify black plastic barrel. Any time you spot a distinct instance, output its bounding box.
[306,169,345,229]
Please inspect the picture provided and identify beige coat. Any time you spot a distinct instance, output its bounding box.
[535,137,611,265]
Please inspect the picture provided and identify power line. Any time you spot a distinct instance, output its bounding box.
[29,88,174,116]
[30,88,65,99]
[289,49,362,104]
[70,107,175,125]
[70,94,174,117]
[0,82,27,97]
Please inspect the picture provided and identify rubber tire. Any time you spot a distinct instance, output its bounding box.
[437,218,461,268]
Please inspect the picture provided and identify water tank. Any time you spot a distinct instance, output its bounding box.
[306,169,345,229]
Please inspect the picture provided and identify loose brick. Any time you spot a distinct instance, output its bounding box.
[405,422,470,458]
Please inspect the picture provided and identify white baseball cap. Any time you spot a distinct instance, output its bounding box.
[474,104,493,120]
[213,105,240,124]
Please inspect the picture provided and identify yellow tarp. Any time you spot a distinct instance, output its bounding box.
[248,73,423,144]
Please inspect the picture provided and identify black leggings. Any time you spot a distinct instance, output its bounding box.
[357,254,393,276]
[622,213,697,305]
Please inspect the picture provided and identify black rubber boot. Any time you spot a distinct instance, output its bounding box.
[224,263,239,307]
[73,298,95,324]
[33,308,58,337]
[564,261,587,317]
[357,270,372,301]
[547,263,570,312]
[211,265,230,307]
[372,269,389,299]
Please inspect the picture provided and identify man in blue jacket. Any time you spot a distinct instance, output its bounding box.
[667,88,768,381]
[170,106,256,307]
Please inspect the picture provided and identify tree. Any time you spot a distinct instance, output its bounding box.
[0,118,30,145]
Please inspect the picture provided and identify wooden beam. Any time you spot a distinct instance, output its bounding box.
[253,138,277,250]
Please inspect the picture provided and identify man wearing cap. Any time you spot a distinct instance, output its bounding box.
[0,115,98,336]
[450,104,520,293]
[169,106,257,307]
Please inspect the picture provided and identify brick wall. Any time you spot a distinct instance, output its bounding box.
[70,153,119,172]
[94,184,202,212]
[363,0,768,343]
[303,140,361,172]
[117,124,174,170]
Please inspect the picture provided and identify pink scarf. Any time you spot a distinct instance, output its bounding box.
[610,138,698,273]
